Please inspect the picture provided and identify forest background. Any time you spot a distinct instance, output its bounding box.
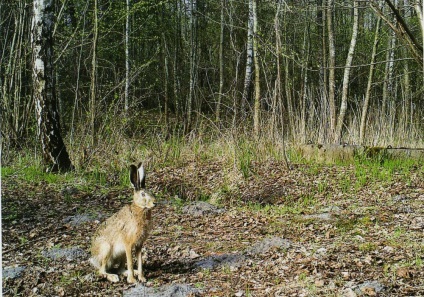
[1,0,424,171]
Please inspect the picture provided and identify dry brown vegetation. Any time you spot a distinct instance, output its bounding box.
[2,136,424,296]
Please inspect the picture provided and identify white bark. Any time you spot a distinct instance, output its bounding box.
[125,0,130,112]
[253,0,260,138]
[335,0,359,143]
[241,0,254,118]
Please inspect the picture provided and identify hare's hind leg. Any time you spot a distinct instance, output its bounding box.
[97,243,120,282]
[98,258,119,282]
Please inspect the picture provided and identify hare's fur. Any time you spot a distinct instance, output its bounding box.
[90,163,155,283]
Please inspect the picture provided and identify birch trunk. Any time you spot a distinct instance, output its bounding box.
[187,0,197,132]
[241,0,254,120]
[334,0,359,143]
[215,0,225,123]
[253,0,260,138]
[32,0,73,172]
[125,0,130,112]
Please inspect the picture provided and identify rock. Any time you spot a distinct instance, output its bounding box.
[124,283,200,297]
[63,214,93,226]
[42,246,87,261]
[182,201,225,217]
[322,205,341,213]
[303,213,333,221]
[195,253,245,270]
[355,281,384,296]
[245,236,291,255]
[392,195,408,202]
[3,266,26,279]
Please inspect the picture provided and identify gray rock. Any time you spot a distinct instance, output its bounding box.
[246,237,291,255]
[124,284,200,297]
[303,212,333,221]
[42,246,87,261]
[321,205,341,213]
[3,266,26,279]
[393,195,409,202]
[195,253,245,270]
[182,201,225,217]
[63,212,103,226]
[354,281,385,295]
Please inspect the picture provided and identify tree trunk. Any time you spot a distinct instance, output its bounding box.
[334,0,359,143]
[241,0,254,120]
[382,1,397,122]
[162,32,169,128]
[32,0,73,172]
[327,0,336,141]
[215,0,225,123]
[252,0,260,138]
[186,0,197,132]
[125,0,130,112]
[360,13,381,144]
[89,0,98,145]
[173,0,181,120]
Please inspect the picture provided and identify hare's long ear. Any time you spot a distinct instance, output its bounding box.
[130,164,139,189]
[137,163,146,189]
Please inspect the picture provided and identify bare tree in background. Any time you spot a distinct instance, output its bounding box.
[334,0,359,143]
[32,0,73,172]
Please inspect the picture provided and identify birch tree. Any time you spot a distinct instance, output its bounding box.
[241,0,254,120]
[252,0,260,137]
[334,0,359,143]
[125,0,130,112]
[215,0,225,123]
[32,0,73,172]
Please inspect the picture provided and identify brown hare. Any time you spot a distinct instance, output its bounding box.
[90,163,155,283]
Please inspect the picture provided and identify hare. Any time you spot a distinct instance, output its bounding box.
[90,163,155,283]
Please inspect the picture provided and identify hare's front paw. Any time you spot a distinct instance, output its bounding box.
[127,274,137,284]
[137,274,146,283]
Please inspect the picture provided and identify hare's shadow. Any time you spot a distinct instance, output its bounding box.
[145,252,246,278]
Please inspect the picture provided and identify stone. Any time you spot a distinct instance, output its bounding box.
[124,284,200,297]
[195,253,245,270]
[245,237,291,255]
[42,246,87,261]
[3,266,26,279]
[182,201,225,217]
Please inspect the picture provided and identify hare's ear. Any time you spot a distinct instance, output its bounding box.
[138,163,146,189]
[130,164,139,189]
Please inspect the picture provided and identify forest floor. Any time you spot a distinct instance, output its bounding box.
[2,159,424,296]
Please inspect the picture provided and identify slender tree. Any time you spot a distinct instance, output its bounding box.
[253,0,260,138]
[125,0,130,112]
[241,0,254,120]
[32,0,73,172]
[89,0,98,144]
[215,0,225,123]
[327,0,336,141]
[360,12,382,144]
[335,0,359,143]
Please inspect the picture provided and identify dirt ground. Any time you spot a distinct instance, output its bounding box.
[2,161,424,296]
